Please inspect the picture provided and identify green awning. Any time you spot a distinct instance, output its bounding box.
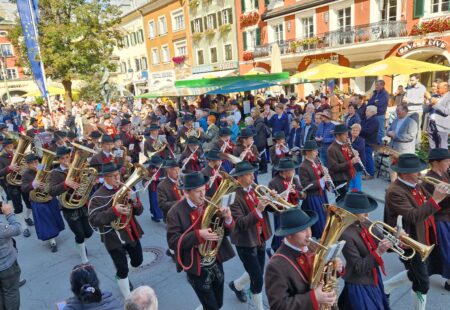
[175,72,290,88]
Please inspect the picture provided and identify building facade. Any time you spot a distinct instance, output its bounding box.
[141,0,192,89]
[238,0,449,97]
[187,0,239,78]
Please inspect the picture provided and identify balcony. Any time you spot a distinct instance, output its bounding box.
[252,20,407,59]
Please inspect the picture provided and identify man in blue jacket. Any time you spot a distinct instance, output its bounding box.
[315,110,335,167]
[367,80,389,144]
[359,105,379,179]
[288,118,301,149]
[266,103,290,138]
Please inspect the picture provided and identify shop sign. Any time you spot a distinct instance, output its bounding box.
[397,39,448,56]
[192,61,238,74]
[151,70,174,80]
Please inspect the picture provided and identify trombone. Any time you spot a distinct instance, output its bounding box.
[419,176,450,194]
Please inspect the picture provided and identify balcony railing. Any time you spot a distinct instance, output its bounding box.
[252,20,407,58]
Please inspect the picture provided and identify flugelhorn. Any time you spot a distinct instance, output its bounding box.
[368,221,434,262]
[254,184,296,211]
[419,176,450,194]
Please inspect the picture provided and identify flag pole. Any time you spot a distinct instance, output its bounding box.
[27,0,54,125]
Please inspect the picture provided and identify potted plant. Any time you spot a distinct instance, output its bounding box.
[192,32,202,42]
[205,28,215,38]
[219,24,231,36]
[189,0,199,9]
[243,51,254,61]
[172,55,186,65]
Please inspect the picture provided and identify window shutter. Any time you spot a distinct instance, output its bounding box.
[254,0,259,9]
[204,16,208,29]
[413,0,424,19]
[264,0,270,7]
[217,12,222,26]
[191,21,195,33]
[256,28,261,46]
[212,15,217,28]
[243,32,248,51]
[228,8,233,24]
[241,0,246,12]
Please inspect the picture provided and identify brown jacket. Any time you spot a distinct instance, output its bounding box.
[265,243,319,310]
[268,174,303,206]
[156,177,181,220]
[327,141,352,183]
[229,187,272,247]
[233,144,260,164]
[143,137,170,159]
[422,170,450,222]
[384,179,442,245]
[48,166,69,198]
[90,151,114,170]
[269,145,290,167]
[340,222,384,285]
[89,185,144,251]
[166,198,235,275]
[179,147,203,173]
[21,169,36,198]
[0,153,12,178]
[201,165,222,197]
[299,159,324,196]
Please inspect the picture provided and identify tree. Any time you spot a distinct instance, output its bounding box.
[9,0,123,110]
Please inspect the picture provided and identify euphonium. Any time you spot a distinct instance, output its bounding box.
[199,172,240,265]
[30,149,56,203]
[310,204,359,310]
[368,221,434,261]
[6,134,33,186]
[147,138,166,158]
[111,164,149,230]
[121,146,133,180]
[60,143,98,209]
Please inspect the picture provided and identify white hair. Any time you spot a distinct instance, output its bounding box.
[226,115,235,122]
[245,117,254,126]
[124,286,158,310]
[366,105,377,114]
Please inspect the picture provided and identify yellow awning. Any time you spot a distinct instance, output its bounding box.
[23,86,80,97]
[291,63,357,80]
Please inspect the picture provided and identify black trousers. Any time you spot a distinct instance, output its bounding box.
[256,146,267,172]
[187,262,224,310]
[0,260,21,310]
[107,240,143,279]
[5,185,24,214]
[62,209,93,244]
[401,251,430,294]
[236,243,266,294]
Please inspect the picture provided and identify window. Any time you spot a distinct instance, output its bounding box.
[7,68,18,80]
[124,36,130,47]
[0,44,13,57]
[224,44,232,61]
[151,48,159,65]
[127,59,132,71]
[197,50,204,65]
[273,23,284,44]
[301,17,314,38]
[141,57,148,70]
[175,40,187,56]
[137,29,144,43]
[158,16,167,35]
[192,18,203,33]
[210,47,218,63]
[130,32,136,45]
[221,8,233,24]
[172,10,185,31]
[120,62,127,73]
[243,0,259,13]
[148,21,156,38]
[337,7,351,44]
[432,0,449,13]
[135,58,141,71]
[161,45,170,63]
[0,31,7,37]
[243,28,260,51]
[206,14,217,29]
[381,0,397,21]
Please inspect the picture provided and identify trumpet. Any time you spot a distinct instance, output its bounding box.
[419,176,450,194]
[254,184,297,211]
[368,221,434,262]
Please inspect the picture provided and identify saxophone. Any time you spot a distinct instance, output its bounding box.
[6,134,33,186]
[199,172,240,265]
[30,149,56,203]
[111,164,149,230]
[310,204,358,310]
[60,143,98,209]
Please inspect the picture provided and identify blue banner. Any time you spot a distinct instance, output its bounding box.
[16,0,47,98]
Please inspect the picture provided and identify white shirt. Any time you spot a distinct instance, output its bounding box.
[186,196,232,224]
[104,182,114,190]
[284,239,308,253]
[233,108,242,125]
[397,177,416,189]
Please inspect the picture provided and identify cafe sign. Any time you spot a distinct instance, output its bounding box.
[397,39,448,56]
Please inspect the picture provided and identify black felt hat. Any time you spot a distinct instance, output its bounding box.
[182,114,194,122]
[428,148,450,161]
[67,132,77,139]
[101,135,113,143]
[238,128,256,139]
[301,140,319,151]
[90,131,102,139]
[179,172,209,190]
[391,153,428,173]
[113,135,121,141]
[56,146,71,158]
[163,158,178,168]
[2,139,13,146]
[332,124,350,135]
[219,127,232,137]
[120,119,131,126]
[275,208,318,237]
[146,155,164,168]
[337,191,378,214]
[205,149,222,161]
[186,136,200,145]
[98,162,122,176]
[230,161,259,177]
[273,131,286,141]
[274,158,300,171]
[25,153,39,163]
[0,124,7,130]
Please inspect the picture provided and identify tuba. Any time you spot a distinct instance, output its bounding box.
[30,149,56,203]
[120,146,134,180]
[310,204,359,310]
[199,172,240,265]
[60,143,98,209]
[6,134,33,186]
[111,164,149,230]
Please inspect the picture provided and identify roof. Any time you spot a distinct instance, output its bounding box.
[262,0,336,21]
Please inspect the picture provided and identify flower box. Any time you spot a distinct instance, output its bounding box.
[189,0,199,9]
[219,24,231,36]
[240,11,259,29]
[172,55,186,65]
[410,17,450,36]
[192,32,202,42]
[204,28,216,37]
[243,51,254,61]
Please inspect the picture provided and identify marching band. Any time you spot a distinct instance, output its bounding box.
[0,108,449,310]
